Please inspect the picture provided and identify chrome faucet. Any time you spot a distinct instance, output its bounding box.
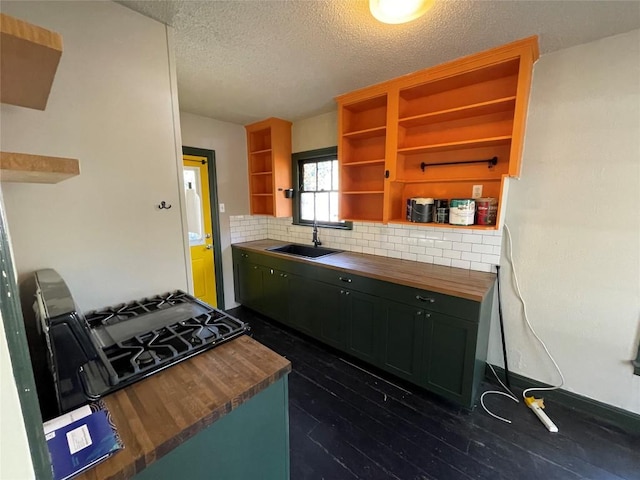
[312,221,322,247]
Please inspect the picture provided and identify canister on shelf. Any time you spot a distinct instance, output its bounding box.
[434,199,449,224]
[411,197,434,223]
[406,198,412,221]
[476,197,498,225]
[449,199,476,226]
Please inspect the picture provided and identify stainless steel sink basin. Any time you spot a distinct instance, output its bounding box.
[267,244,342,258]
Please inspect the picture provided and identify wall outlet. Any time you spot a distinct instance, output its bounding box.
[472,185,483,199]
[219,203,225,213]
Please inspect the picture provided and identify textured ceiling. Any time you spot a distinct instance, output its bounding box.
[118,0,640,125]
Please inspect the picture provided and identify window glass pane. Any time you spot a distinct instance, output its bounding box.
[317,160,332,191]
[330,192,339,222]
[315,192,330,222]
[184,167,204,246]
[332,160,339,190]
[302,163,317,192]
[300,192,315,221]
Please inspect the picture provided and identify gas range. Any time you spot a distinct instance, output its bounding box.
[32,269,250,414]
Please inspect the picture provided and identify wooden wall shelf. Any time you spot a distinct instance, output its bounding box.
[336,36,539,229]
[1,152,79,184]
[0,13,63,110]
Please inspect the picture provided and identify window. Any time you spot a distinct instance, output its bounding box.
[292,147,352,229]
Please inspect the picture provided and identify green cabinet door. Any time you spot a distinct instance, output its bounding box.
[262,268,292,325]
[314,282,346,350]
[378,299,426,383]
[343,290,380,364]
[423,313,478,407]
[233,253,264,310]
[289,276,321,337]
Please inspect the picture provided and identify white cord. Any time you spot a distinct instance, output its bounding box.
[503,224,565,399]
[480,364,519,423]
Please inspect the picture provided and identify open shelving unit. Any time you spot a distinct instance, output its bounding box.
[245,117,292,217]
[335,37,539,229]
[0,13,80,184]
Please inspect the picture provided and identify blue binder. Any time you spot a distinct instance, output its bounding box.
[45,406,123,480]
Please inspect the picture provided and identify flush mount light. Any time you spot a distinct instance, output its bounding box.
[369,0,434,24]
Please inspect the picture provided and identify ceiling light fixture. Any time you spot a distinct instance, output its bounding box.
[369,0,434,24]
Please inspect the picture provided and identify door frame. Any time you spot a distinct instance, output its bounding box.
[183,146,225,309]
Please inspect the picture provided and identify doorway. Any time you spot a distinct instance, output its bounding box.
[182,147,224,309]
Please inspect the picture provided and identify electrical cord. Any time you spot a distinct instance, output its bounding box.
[503,223,565,400]
[481,224,565,423]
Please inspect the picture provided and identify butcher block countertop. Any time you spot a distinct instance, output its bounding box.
[234,239,496,302]
[76,335,291,480]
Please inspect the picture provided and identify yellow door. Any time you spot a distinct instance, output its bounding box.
[183,154,217,307]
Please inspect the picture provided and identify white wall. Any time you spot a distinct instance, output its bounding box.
[292,111,337,153]
[0,1,188,311]
[0,310,34,480]
[180,112,249,308]
[488,30,640,413]
[0,2,187,475]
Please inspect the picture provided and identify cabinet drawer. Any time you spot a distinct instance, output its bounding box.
[378,282,480,322]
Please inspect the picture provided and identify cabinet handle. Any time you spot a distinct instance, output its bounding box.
[340,290,344,295]
[280,273,288,278]
[345,291,350,296]
[416,295,435,303]
[339,277,352,283]
[242,253,248,258]
[270,269,274,274]
[252,266,258,270]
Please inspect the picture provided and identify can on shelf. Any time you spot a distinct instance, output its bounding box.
[410,198,434,223]
[476,197,498,225]
[449,199,476,226]
[406,198,412,221]
[434,199,449,224]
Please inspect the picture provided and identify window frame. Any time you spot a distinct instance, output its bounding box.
[291,146,352,230]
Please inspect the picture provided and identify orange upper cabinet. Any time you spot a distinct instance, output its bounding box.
[244,117,293,217]
[335,36,539,228]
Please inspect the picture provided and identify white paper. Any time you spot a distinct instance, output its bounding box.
[43,405,92,435]
[66,424,92,454]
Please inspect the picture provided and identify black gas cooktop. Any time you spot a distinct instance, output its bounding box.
[32,269,250,414]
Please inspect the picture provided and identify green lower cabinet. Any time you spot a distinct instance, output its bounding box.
[135,377,290,480]
[378,300,426,384]
[289,276,321,337]
[233,252,264,309]
[343,290,380,364]
[422,313,478,407]
[314,283,347,350]
[231,246,493,409]
[262,268,293,325]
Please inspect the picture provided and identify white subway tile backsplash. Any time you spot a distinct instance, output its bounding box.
[472,244,494,254]
[462,234,482,244]
[451,259,471,269]
[433,257,452,267]
[443,250,462,259]
[462,252,482,262]
[402,252,418,261]
[452,242,472,252]
[417,238,436,248]
[481,254,501,265]
[417,254,434,263]
[470,262,493,272]
[443,232,462,242]
[482,235,502,245]
[435,240,452,250]
[228,215,502,273]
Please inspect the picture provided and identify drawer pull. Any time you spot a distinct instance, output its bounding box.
[280,273,288,278]
[339,277,352,283]
[416,295,435,303]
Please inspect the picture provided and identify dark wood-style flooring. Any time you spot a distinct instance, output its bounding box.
[229,306,640,480]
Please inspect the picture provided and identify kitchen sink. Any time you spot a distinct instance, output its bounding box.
[267,244,342,258]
